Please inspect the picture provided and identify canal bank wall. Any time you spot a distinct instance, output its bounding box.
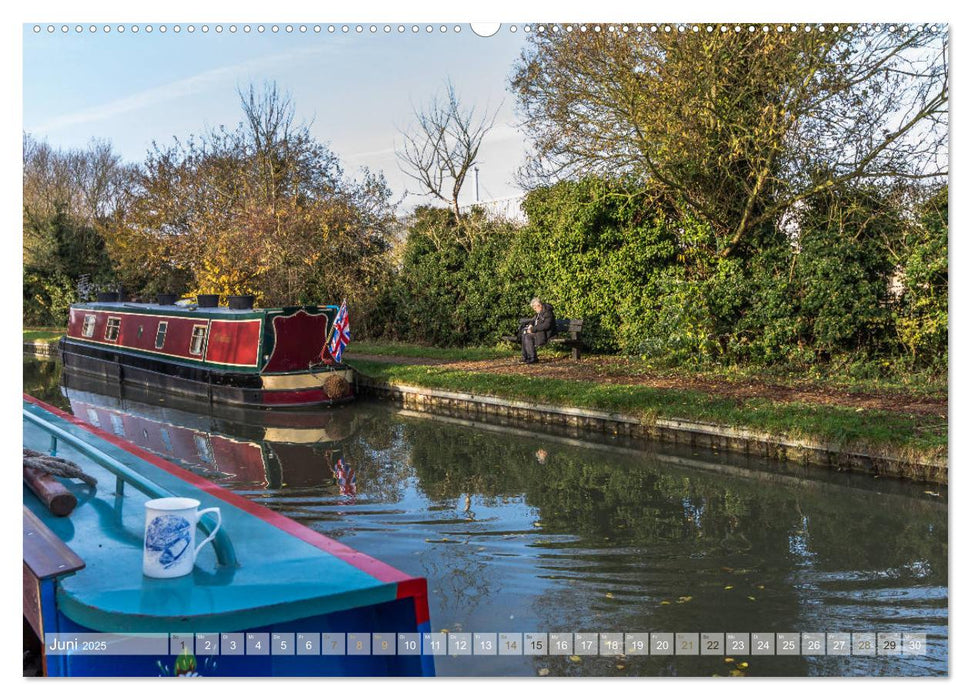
[356,376,947,486]
[23,340,59,358]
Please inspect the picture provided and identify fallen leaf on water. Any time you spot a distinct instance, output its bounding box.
[605,592,615,599]
[724,585,734,590]
[538,668,550,676]
[533,522,543,527]
[660,600,671,605]
[756,585,765,590]
[676,595,693,604]
[730,669,745,677]
[737,662,749,669]
[923,491,940,497]
[569,655,582,662]
[724,657,735,663]
[721,566,734,573]
[616,664,626,670]
[747,596,757,601]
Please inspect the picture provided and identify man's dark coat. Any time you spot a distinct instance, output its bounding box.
[529,303,556,345]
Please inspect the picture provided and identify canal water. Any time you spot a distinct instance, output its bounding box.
[24,358,948,677]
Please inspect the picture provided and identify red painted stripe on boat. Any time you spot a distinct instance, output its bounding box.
[23,393,416,586]
[395,578,431,626]
[261,388,329,405]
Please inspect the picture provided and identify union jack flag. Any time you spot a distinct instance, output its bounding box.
[331,458,356,497]
[326,300,350,363]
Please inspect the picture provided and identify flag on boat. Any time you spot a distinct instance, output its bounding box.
[332,457,356,497]
[325,300,350,363]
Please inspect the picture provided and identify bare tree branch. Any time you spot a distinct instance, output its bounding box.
[396,79,499,225]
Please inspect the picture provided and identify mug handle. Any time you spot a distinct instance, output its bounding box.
[194,507,222,558]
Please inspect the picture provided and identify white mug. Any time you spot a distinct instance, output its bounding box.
[143,497,221,578]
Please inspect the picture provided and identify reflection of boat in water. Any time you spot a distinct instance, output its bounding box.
[23,395,433,677]
[59,370,363,489]
[61,298,355,408]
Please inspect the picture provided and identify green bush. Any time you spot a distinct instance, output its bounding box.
[370,177,946,376]
[795,185,901,360]
[896,185,948,368]
[23,269,76,327]
[377,207,524,346]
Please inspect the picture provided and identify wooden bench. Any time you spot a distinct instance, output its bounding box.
[502,317,585,361]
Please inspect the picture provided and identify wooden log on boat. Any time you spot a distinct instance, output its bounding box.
[23,465,78,517]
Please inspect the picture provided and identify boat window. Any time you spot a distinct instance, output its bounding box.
[85,408,100,427]
[155,321,168,349]
[104,317,121,342]
[81,314,96,338]
[189,325,208,356]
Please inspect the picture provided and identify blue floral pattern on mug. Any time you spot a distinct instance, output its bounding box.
[145,514,192,568]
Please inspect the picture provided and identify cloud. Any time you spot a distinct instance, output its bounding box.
[28,45,330,133]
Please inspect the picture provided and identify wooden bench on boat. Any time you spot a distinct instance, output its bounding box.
[503,317,585,361]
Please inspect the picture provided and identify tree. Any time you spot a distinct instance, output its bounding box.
[23,135,133,323]
[105,82,397,312]
[511,24,948,257]
[396,79,499,226]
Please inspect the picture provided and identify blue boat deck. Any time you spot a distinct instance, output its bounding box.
[23,395,432,676]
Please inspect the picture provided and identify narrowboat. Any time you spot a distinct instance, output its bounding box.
[61,296,354,408]
[23,395,434,677]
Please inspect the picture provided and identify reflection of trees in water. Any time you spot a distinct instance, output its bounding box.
[23,359,68,409]
[341,418,414,504]
[401,417,947,577]
[414,544,494,629]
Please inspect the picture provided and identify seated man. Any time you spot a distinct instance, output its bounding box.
[520,297,556,364]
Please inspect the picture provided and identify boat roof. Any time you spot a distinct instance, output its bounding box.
[72,302,338,317]
[23,396,423,633]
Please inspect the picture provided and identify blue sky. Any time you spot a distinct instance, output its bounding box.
[23,24,530,209]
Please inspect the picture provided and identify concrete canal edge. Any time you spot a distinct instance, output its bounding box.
[356,375,947,486]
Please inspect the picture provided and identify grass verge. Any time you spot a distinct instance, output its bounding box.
[23,328,64,342]
[351,359,946,465]
[350,341,509,361]
[352,341,946,398]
